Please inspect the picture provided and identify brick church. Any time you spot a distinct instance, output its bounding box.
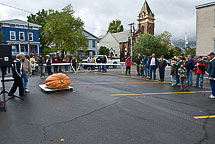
[120,0,155,61]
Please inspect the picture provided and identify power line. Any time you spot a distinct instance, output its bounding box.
[0,2,130,36]
[0,2,33,14]
[84,26,107,32]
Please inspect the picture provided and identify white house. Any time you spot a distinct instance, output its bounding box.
[98,31,130,59]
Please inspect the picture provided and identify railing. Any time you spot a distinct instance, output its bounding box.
[12,52,29,56]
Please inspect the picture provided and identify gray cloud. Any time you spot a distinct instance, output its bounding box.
[0,0,211,41]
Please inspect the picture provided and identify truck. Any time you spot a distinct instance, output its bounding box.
[82,55,120,69]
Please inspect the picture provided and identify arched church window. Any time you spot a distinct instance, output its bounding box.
[149,26,152,34]
[142,26,144,32]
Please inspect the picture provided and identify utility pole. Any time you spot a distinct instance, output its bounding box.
[185,32,187,49]
[129,23,134,63]
[28,23,30,56]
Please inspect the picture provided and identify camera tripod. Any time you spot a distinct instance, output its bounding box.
[0,67,24,112]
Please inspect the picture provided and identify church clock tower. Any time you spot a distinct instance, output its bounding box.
[137,0,155,35]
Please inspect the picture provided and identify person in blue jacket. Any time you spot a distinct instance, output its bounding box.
[207,52,215,99]
[185,55,195,85]
[142,54,148,77]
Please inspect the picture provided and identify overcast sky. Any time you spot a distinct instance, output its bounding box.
[0,0,211,41]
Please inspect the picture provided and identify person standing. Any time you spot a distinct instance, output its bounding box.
[46,55,53,75]
[145,56,150,78]
[92,56,96,70]
[57,54,62,72]
[30,55,36,74]
[178,63,187,91]
[37,54,45,78]
[31,60,36,75]
[181,54,187,64]
[176,57,183,85]
[35,54,39,61]
[170,59,177,87]
[142,54,148,77]
[30,55,35,65]
[87,56,93,71]
[8,54,25,97]
[140,60,144,77]
[96,56,102,72]
[158,55,167,81]
[21,54,32,93]
[125,56,131,75]
[136,54,142,75]
[71,56,77,72]
[63,55,70,72]
[52,55,59,73]
[148,53,158,80]
[102,55,107,72]
[206,52,215,99]
[185,55,195,86]
[194,56,206,88]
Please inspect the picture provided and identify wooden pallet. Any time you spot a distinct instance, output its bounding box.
[39,84,73,93]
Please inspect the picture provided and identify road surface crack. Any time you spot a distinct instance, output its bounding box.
[41,100,119,143]
[198,109,210,144]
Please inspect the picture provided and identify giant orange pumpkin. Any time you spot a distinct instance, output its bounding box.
[45,73,70,89]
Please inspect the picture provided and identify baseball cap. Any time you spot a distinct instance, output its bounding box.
[208,52,215,56]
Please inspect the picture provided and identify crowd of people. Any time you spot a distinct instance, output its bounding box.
[86,55,107,72]
[125,52,215,99]
[2,51,215,100]
[1,53,78,97]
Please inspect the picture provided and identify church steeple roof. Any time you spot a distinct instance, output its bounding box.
[140,0,153,15]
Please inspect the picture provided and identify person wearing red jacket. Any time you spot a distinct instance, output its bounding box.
[125,56,131,75]
[52,55,59,73]
[194,56,206,88]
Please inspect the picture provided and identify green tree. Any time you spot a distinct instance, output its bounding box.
[27,9,48,50]
[133,33,169,58]
[99,46,110,56]
[184,46,196,57]
[107,19,124,33]
[167,46,182,59]
[43,5,88,55]
[159,31,171,48]
[0,32,3,43]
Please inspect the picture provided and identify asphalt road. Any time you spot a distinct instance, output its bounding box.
[0,67,215,144]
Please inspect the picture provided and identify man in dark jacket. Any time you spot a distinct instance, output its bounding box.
[185,55,195,85]
[102,56,107,72]
[37,54,45,78]
[46,55,53,75]
[71,56,77,72]
[8,54,25,97]
[207,52,215,99]
[158,55,167,81]
[96,56,102,71]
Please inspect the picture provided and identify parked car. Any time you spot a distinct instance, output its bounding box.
[82,55,120,69]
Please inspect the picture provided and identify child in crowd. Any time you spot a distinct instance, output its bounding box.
[31,61,36,75]
[178,63,187,91]
[170,59,177,86]
[140,60,144,77]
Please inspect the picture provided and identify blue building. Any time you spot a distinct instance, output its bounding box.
[0,19,41,56]
[62,30,98,59]
[81,30,98,57]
